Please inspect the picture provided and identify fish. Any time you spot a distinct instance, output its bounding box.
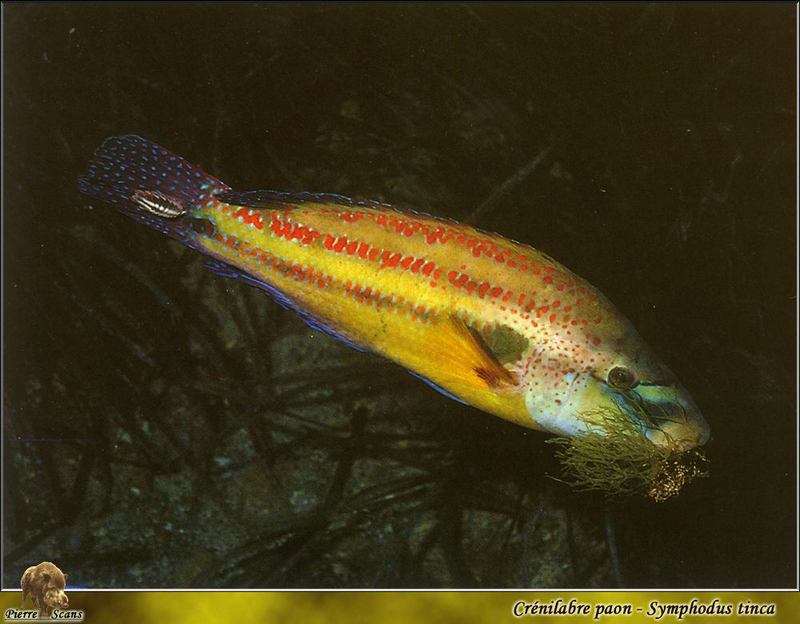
[79,135,710,499]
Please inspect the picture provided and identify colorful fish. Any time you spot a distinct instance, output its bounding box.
[79,135,710,499]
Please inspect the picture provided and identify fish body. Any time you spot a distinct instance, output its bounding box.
[79,136,709,462]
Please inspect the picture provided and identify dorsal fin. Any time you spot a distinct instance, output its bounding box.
[216,189,391,210]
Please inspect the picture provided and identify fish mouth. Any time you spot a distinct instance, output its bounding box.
[544,375,711,500]
[615,384,710,451]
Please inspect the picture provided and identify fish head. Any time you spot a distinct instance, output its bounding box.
[572,349,710,451]
[524,317,710,453]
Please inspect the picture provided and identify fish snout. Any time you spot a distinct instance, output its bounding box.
[630,384,710,451]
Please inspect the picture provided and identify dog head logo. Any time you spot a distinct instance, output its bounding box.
[20,561,69,617]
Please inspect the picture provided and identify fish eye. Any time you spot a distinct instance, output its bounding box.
[607,366,638,389]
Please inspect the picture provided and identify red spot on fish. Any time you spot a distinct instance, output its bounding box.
[401,256,415,268]
[422,261,436,276]
[478,282,490,298]
[333,237,347,252]
[383,252,401,268]
[552,300,561,308]
[490,286,503,297]
[357,242,370,258]
[411,258,425,272]
[346,241,358,255]
[592,337,602,346]
[543,276,554,285]
[549,314,557,323]
[426,227,445,245]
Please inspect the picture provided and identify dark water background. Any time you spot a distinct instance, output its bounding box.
[3,4,796,588]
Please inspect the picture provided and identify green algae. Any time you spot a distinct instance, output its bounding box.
[546,405,709,502]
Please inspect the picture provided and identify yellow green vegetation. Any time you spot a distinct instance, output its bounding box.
[547,405,709,502]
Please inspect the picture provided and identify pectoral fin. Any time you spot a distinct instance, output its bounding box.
[428,315,519,392]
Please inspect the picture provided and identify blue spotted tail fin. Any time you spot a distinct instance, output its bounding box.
[78,135,229,237]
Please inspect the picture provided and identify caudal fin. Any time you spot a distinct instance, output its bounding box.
[78,135,229,235]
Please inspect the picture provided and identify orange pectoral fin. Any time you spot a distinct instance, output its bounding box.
[419,315,537,429]
[427,315,519,392]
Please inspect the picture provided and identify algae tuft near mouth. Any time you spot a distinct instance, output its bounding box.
[546,405,709,502]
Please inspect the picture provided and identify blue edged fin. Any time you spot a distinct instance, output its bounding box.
[204,260,368,353]
[78,135,229,237]
[216,189,390,210]
[408,371,469,406]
